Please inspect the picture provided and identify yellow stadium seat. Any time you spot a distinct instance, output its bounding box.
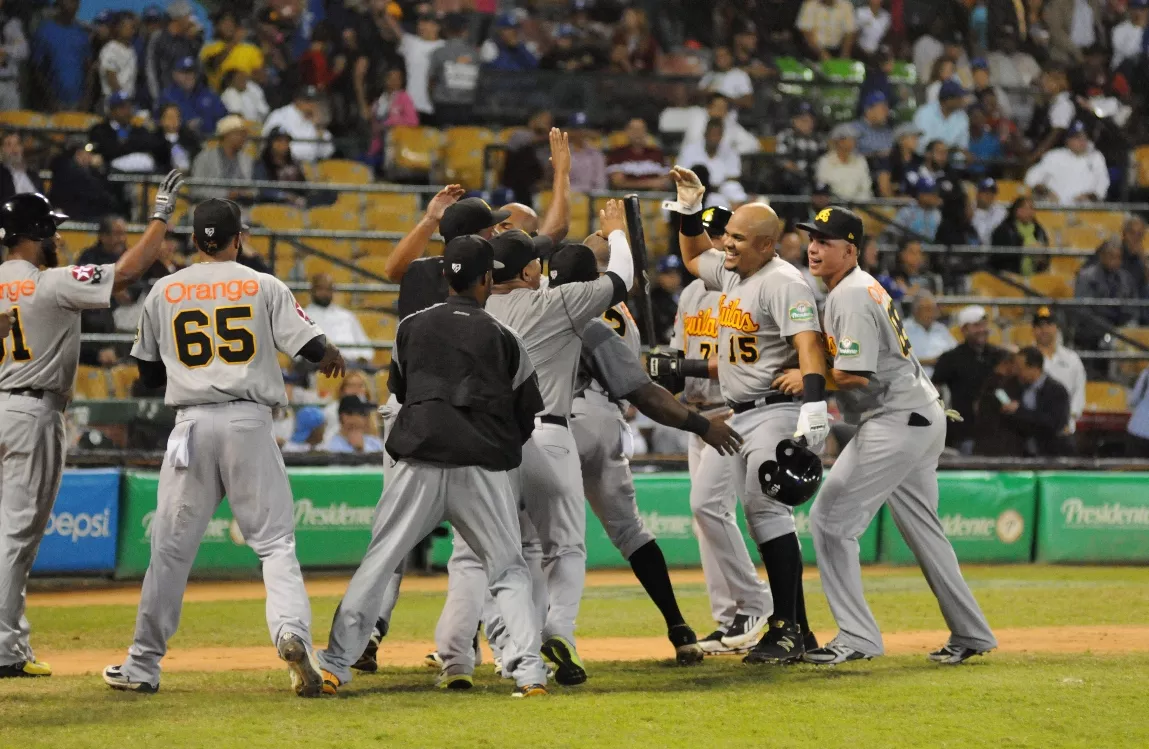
[374,368,392,401]
[358,311,398,365]
[73,366,110,399]
[1081,210,1125,236]
[1049,254,1085,276]
[1085,381,1128,412]
[1035,211,1068,233]
[249,204,306,230]
[51,111,101,131]
[0,110,48,128]
[995,180,1028,203]
[387,126,442,176]
[302,255,353,283]
[315,372,344,400]
[110,364,138,398]
[332,192,363,212]
[308,205,361,231]
[1115,327,1149,378]
[539,191,591,238]
[861,206,895,240]
[1006,324,1036,348]
[1059,225,1106,251]
[1026,272,1073,299]
[442,127,496,190]
[317,159,373,185]
[354,255,392,280]
[356,239,397,259]
[364,192,420,215]
[968,271,1025,320]
[759,135,776,154]
[305,238,356,260]
[1137,145,1149,187]
[365,205,418,233]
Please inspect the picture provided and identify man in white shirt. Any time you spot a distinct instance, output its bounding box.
[1111,0,1149,70]
[698,47,753,109]
[855,0,891,57]
[99,12,138,101]
[903,292,957,376]
[677,118,747,207]
[912,21,946,79]
[1032,307,1087,431]
[303,273,374,363]
[262,86,336,163]
[972,178,1007,245]
[987,28,1041,124]
[674,94,761,155]
[399,14,445,119]
[1025,120,1111,205]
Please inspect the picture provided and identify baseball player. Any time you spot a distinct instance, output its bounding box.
[104,198,347,696]
[0,174,183,680]
[651,167,827,664]
[788,206,997,665]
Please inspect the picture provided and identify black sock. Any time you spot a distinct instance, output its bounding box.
[376,618,389,638]
[795,573,811,635]
[628,540,686,629]
[758,533,802,624]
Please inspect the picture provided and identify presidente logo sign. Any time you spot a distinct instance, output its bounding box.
[796,510,1023,544]
[638,511,694,540]
[1060,498,1149,529]
[140,499,376,547]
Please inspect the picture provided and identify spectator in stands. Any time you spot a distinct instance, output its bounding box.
[304,273,374,363]
[650,254,683,344]
[1128,366,1149,456]
[159,56,228,137]
[970,58,1012,120]
[566,111,607,192]
[190,115,253,202]
[199,9,264,93]
[30,0,88,110]
[989,195,1049,274]
[1111,0,1149,72]
[1031,68,1074,162]
[892,238,943,297]
[481,14,539,72]
[856,46,897,118]
[1084,216,1147,296]
[924,57,959,105]
[678,118,747,208]
[371,67,419,129]
[904,291,957,376]
[854,0,890,60]
[612,7,659,73]
[699,46,753,109]
[501,109,552,203]
[775,102,824,195]
[395,13,444,122]
[155,103,200,173]
[282,406,326,453]
[607,118,669,191]
[48,142,119,221]
[254,129,307,208]
[1025,120,1110,205]
[0,0,26,110]
[77,216,129,367]
[1074,238,1140,350]
[1031,307,1087,432]
[971,178,1007,245]
[913,18,947,80]
[934,305,1010,452]
[796,0,856,60]
[541,22,597,72]
[732,23,772,79]
[0,132,42,202]
[986,26,1040,120]
[428,13,480,127]
[972,353,1026,456]
[88,92,162,173]
[323,396,384,454]
[854,91,894,159]
[144,0,200,107]
[890,178,942,241]
[322,370,375,436]
[885,123,922,197]
[1044,0,1104,66]
[912,80,970,154]
[680,94,761,155]
[263,86,335,164]
[98,12,138,104]
[236,225,272,274]
[221,68,271,123]
[967,105,1004,177]
[1002,346,1075,455]
[815,123,872,200]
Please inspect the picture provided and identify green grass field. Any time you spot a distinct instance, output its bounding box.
[3,565,1149,748]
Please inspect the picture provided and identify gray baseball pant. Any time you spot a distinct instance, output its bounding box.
[0,392,66,667]
[121,402,313,687]
[810,401,997,655]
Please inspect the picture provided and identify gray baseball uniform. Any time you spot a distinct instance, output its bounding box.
[810,267,996,655]
[0,259,115,668]
[671,279,769,626]
[120,261,320,687]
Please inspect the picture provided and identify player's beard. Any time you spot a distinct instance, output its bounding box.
[40,237,59,268]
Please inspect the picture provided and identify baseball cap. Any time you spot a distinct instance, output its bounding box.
[548,243,598,286]
[657,254,682,273]
[955,305,987,327]
[830,123,859,141]
[174,56,197,72]
[1068,119,1088,137]
[216,115,247,137]
[939,80,966,101]
[793,101,814,117]
[439,198,511,242]
[492,230,553,283]
[296,85,321,101]
[701,205,732,237]
[971,57,989,71]
[290,407,324,443]
[978,177,998,193]
[107,92,132,109]
[893,122,922,141]
[193,198,242,253]
[568,111,590,129]
[796,206,864,245]
[862,90,887,110]
[337,395,374,416]
[811,182,832,197]
[495,13,519,28]
[443,235,503,289]
[1033,306,1056,325]
[94,10,114,25]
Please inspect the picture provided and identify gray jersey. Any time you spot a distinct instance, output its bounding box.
[671,279,724,405]
[822,267,939,424]
[696,251,821,403]
[0,259,116,397]
[580,302,641,400]
[576,317,650,402]
[485,275,616,419]
[131,261,321,408]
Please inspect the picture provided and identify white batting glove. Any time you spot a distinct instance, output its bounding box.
[151,169,185,223]
[663,166,705,215]
[794,401,830,453]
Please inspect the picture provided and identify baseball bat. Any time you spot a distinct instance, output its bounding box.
[623,194,658,348]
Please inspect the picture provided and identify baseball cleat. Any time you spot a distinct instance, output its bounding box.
[0,658,51,678]
[352,629,382,673]
[541,635,587,686]
[320,669,341,696]
[493,657,503,677]
[721,612,768,649]
[668,624,705,666]
[423,651,443,669]
[278,632,325,698]
[803,642,874,665]
[742,619,805,665]
[928,643,991,665]
[804,630,820,652]
[103,665,158,693]
[436,671,474,690]
[511,683,548,698]
[698,627,750,655]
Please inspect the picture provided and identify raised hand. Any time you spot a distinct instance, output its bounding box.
[426,184,466,222]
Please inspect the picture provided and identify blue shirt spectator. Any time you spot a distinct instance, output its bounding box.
[321,396,384,454]
[967,106,1003,177]
[891,176,943,240]
[912,80,970,153]
[854,91,894,157]
[481,16,539,72]
[158,57,228,136]
[323,432,385,454]
[31,1,90,109]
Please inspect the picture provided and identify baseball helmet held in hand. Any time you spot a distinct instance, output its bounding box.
[758,438,823,507]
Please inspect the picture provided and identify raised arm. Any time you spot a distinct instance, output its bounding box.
[537,128,571,243]
[113,170,184,293]
[668,166,710,278]
[381,184,465,281]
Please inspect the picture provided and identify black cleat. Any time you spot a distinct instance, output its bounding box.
[669,624,705,666]
[541,635,587,686]
[742,619,805,665]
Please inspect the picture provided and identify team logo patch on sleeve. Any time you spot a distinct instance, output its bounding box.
[788,300,814,322]
[837,337,860,356]
[70,265,103,284]
[294,301,313,323]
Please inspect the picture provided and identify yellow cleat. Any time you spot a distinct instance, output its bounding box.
[320,670,341,696]
[0,659,51,678]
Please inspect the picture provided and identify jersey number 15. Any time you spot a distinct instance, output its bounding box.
[0,307,32,363]
[174,306,256,368]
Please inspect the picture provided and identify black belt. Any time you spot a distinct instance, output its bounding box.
[539,414,568,427]
[726,393,799,414]
[4,388,47,399]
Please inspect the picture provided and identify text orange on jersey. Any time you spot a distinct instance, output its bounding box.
[164,279,261,304]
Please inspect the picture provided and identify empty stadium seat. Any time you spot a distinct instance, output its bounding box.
[364,191,420,215]
[1006,324,1036,348]
[1085,381,1128,412]
[1049,254,1086,276]
[1115,327,1149,378]
[317,159,373,185]
[1136,145,1149,188]
[50,111,101,131]
[387,126,442,178]
[110,364,138,398]
[442,127,495,190]
[357,311,398,365]
[539,191,591,238]
[302,255,353,283]
[967,271,1025,320]
[73,366,109,399]
[1082,210,1126,236]
[365,204,419,233]
[308,205,361,231]
[249,204,306,230]
[1059,225,1106,251]
[315,372,344,400]
[354,255,392,280]
[0,110,48,128]
[1026,272,1073,299]
[305,238,357,260]
[995,180,1027,203]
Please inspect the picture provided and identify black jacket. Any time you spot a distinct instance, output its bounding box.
[47,153,121,221]
[154,128,202,173]
[386,295,544,470]
[1007,375,1076,456]
[989,219,1050,273]
[88,120,164,164]
[932,342,1010,447]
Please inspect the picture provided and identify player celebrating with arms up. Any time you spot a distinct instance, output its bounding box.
[786,206,996,665]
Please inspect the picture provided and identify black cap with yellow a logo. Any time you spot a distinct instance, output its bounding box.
[797,206,865,246]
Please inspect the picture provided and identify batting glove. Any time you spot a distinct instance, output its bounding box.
[794,400,830,453]
[151,170,185,223]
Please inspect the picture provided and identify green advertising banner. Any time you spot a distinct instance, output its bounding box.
[1035,472,1149,563]
[879,472,1036,565]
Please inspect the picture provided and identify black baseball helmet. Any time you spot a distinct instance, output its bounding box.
[0,193,68,247]
[757,438,823,507]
